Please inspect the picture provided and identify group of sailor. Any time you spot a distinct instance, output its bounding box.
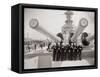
[51,42,83,61]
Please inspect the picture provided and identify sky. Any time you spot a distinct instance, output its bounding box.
[24,8,95,40]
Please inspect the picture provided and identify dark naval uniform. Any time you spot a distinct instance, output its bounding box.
[52,45,57,61]
[73,46,77,60]
[61,46,65,61]
[77,45,83,60]
[63,46,67,60]
[70,46,74,60]
[79,46,83,60]
[65,45,70,60]
[56,47,61,61]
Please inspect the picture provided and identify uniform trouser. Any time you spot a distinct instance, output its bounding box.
[77,52,82,60]
[68,52,71,60]
[72,51,77,60]
[61,51,64,61]
[63,52,67,60]
[63,52,65,60]
[66,52,69,60]
[70,51,73,60]
[56,51,61,61]
[74,52,77,60]
[79,52,82,60]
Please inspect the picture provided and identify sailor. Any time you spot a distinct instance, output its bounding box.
[52,43,57,61]
[70,43,74,60]
[72,43,77,60]
[79,45,83,60]
[73,45,77,60]
[51,43,55,61]
[65,44,69,60]
[56,45,61,61]
[77,45,83,60]
[68,45,71,60]
[61,43,65,61]
[63,45,67,60]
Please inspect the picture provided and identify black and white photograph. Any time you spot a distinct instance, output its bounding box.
[24,8,96,69]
